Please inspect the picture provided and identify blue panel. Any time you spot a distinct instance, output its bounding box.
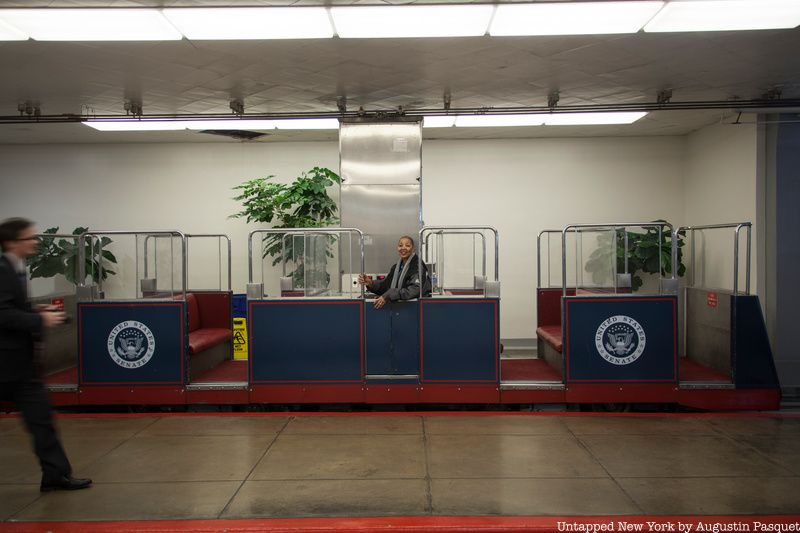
[250,300,362,382]
[421,299,498,382]
[732,295,780,389]
[565,297,676,383]
[365,301,419,375]
[79,302,184,385]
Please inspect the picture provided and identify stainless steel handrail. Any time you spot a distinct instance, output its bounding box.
[78,230,187,298]
[185,233,232,291]
[678,222,752,295]
[560,222,676,297]
[248,228,365,297]
[536,229,562,288]
[419,226,499,297]
[423,230,487,280]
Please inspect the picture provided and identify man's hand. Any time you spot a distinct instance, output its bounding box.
[40,310,65,328]
[374,296,387,309]
[357,274,372,289]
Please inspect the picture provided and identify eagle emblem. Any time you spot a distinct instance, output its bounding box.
[107,321,156,369]
[116,334,145,360]
[605,330,634,356]
[595,315,646,366]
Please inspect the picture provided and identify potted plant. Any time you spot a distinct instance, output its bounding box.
[583,221,685,292]
[231,166,341,288]
[27,227,118,285]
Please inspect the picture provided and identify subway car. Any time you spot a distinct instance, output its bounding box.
[32,121,779,411]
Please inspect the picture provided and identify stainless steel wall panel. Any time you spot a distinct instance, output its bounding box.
[339,119,422,186]
[685,286,732,377]
[341,184,421,274]
[340,119,422,275]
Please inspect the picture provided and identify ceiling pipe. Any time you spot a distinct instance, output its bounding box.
[1,98,799,125]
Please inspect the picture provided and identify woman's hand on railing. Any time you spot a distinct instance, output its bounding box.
[357,273,372,289]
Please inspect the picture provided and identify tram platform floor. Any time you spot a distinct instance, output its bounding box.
[1,411,799,530]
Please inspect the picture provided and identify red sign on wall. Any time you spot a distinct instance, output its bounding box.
[707,292,718,308]
[50,297,64,311]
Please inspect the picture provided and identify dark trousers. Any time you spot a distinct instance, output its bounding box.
[0,379,71,481]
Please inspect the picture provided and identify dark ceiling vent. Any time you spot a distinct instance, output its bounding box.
[198,129,267,140]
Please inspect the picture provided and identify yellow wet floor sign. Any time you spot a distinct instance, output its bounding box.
[233,317,248,360]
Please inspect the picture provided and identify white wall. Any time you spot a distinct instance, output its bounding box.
[1,135,688,340]
[0,142,340,300]
[683,122,758,294]
[424,137,685,339]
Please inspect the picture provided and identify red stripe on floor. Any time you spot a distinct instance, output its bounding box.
[2,411,799,419]
[3,515,799,533]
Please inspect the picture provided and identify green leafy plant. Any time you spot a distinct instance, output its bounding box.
[27,227,118,285]
[583,222,685,292]
[231,167,341,287]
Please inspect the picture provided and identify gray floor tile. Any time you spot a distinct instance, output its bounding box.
[0,434,128,483]
[222,479,428,518]
[0,435,40,483]
[13,481,240,521]
[739,436,800,475]
[432,478,641,515]
[565,415,715,435]
[581,435,793,477]
[0,484,41,520]
[284,415,422,435]
[141,415,288,436]
[84,435,273,482]
[54,416,158,438]
[619,477,800,515]
[0,417,25,436]
[707,416,800,436]
[250,434,425,480]
[425,415,569,435]
[427,435,607,478]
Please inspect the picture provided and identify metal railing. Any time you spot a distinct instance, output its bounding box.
[423,229,488,287]
[560,222,676,297]
[185,233,232,291]
[248,228,365,298]
[419,226,499,296]
[678,222,752,295]
[78,230,187,299]
[536,229,562,288]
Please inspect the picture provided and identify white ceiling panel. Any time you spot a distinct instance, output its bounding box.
[0,1,798,143]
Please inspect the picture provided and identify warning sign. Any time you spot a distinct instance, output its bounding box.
[707,291,718,308]
[233,317,248,360]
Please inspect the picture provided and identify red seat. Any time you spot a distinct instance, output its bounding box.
[188,328,232,355]
[536,325,563,353]
[186,293,201,332]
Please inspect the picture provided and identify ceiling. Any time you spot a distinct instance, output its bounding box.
[0,0,798,143]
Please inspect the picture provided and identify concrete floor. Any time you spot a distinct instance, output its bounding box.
[1,413,800,522]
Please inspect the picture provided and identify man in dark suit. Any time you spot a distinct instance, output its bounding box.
[0,217,91,492]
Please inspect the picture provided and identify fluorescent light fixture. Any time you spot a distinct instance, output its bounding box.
[423,116,457,128]
[644,0,800,32]
[0,18,27,40]
[331,5,494,38]
[184,119,339,130]
[543,112,647,125]
[83,118,340,132]
[83,121,189,132]
[454,115,546,127]
[162,7,333,40]
[83,114,646,132]
[0,9,182,41]
[490,1,664,36]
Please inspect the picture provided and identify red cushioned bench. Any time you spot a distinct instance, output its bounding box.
[536,288,574,377]
[184,292,233,380]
